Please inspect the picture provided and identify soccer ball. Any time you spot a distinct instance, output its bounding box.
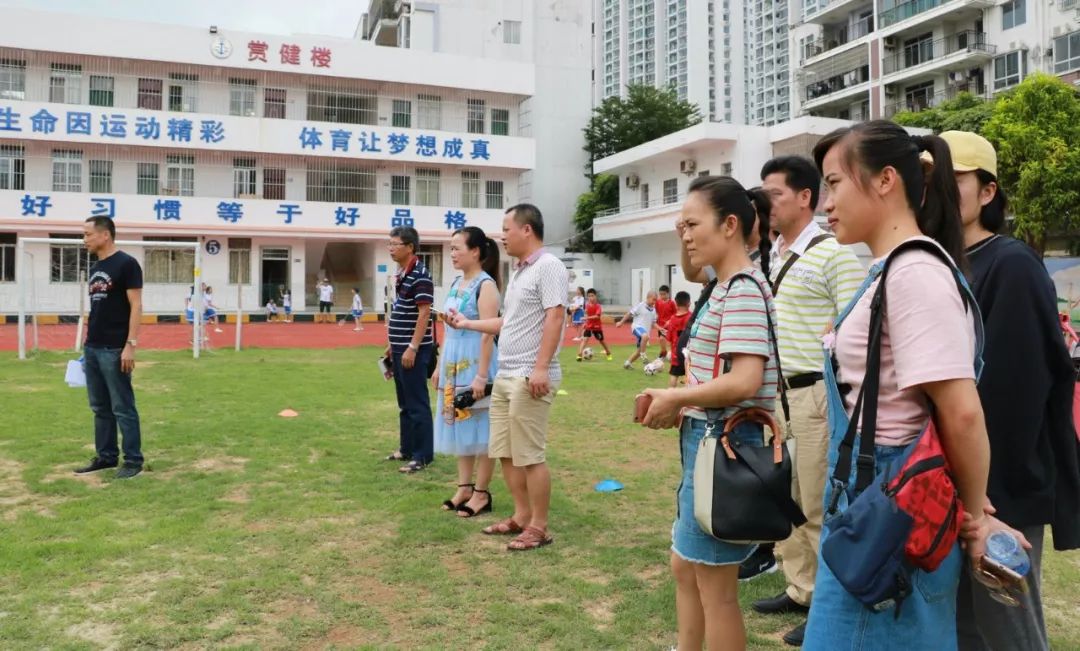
[581,347,594,360]
[644,358,664,375]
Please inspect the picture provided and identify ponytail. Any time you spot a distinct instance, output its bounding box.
[747,187,773,279]
[481,237,501,289]
[913,135,967,270]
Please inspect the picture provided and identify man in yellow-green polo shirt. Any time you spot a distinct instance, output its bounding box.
[747,156,865,648]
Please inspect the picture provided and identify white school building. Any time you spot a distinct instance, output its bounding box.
[0,3,593,319]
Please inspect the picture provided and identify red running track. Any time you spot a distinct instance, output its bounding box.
[0,321,644,352]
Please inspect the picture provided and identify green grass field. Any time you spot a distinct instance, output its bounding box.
[2,347,1078,650]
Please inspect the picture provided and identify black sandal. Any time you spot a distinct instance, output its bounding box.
[398,460,428,474]
[442,483,474,511]
[457,488,493,518]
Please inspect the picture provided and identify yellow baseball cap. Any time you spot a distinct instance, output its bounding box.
[939,130,997,178]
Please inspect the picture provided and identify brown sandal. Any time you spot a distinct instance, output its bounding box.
[481,517,523,536]
[507,526,554,551]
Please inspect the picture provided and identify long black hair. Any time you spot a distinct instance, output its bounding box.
[687,175,773,276]
[454,226,501,289]
[974,169,1008,234]
[812,119,966,268]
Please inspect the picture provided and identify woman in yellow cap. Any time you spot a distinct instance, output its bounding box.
[940,130,1080,651]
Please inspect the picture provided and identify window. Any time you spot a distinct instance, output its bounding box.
[485,180,504,209]
[994,51,1026,90]
[89,160,112,193]
[137,163,159,195]
[418,94,442,130]
[663,178,678,204]
[461,171,480,208]
[264,88,286,119]
[305,161,376,203]
[0,233,14,282]
[263,167,285,200]
[89,75,114,107]
[641,183,650,207]
[137,78,163,110]
[721,162,733,176]
[697,169,710,177]
[228,238,251,285]
[416,168,441,206]
[1002,0,1025,29]
[144,237,195,284]
[50,234,95,283]
[467,99,486,134]
[306,88,377,125]
[392,99,412,128]
[0,59,26,100]
[52,150,82,192]
[504,19,522,44]
[903,33,934,68]
[391,175,411,205]
[1054,31,1080,74]
[165,154,195,196]
[0,145,25,190]
[49,63,82,104]
[491,108,510,136]
[229,78,257,116]
[233,158,257,197]
[417,244,443,286]
[168,73,199,112]
[904,81,935,112]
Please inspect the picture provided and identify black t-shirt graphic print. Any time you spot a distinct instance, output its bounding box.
[86,250,143,348]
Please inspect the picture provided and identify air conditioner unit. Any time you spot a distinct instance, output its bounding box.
[883,36,898,49]
[625,173,640,189]
[680,159,697,174]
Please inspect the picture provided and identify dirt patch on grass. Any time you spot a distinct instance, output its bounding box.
[584,595,616,630]
[266,596,320,623]
[307,448,322,464]
[302,624,370,650]
[192,456,248,473]
[219,484,250,503]
[66,620,120,650]
[0,457,65,520]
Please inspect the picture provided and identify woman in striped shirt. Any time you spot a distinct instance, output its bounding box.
[640,176,779,651]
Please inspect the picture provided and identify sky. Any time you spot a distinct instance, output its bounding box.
[0,0,367,38]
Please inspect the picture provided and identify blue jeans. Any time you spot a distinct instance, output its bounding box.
[84,345,143,466]
[392,347,434,464]
[803,337,962,650]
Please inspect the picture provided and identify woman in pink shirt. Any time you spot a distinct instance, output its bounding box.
[802,121,1023,650]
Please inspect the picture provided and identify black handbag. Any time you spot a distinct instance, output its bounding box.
[691,273,807,543]
[426,312,439,377]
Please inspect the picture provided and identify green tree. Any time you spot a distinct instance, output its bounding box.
[572,85,701,258]
[584,84,702,162]
[893,91,996,134]
[982,73,1080,254]
[569,174,620,259]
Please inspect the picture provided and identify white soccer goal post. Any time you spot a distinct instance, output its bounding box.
[16,238,204,361]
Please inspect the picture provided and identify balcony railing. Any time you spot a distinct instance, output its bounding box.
[364,0,403,40]
[884,87,991,117]
[596,194,686,221]
[804,65,871,102]
[882,32,995,75]
[803,16,874,60]
[877,0,986,28]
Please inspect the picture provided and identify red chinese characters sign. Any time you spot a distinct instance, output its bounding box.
[246,41,332,68]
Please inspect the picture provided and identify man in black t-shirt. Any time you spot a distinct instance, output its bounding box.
[74,217,145,479]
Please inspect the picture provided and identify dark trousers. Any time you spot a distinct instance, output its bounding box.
[84,345,143,466]
[957,524,1048,651]
[392,347,433,464]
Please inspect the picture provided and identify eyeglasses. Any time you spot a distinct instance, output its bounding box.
[387,241,405,249]
[972,559,1028,608]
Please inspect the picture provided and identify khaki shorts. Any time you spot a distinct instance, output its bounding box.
[488,376,559,467]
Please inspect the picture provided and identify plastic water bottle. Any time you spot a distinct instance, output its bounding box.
[985,531,1031,577]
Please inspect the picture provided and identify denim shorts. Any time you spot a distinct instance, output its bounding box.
[671,416,766,566]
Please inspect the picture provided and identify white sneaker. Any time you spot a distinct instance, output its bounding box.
[623,360,632,370]
[214,328,223,333]
[641,354,649,363]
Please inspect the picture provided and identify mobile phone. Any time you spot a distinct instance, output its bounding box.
[634,393,652,423]
[979,556,1025,586]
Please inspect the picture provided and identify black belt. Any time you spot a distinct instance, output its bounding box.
[785,372,823,390]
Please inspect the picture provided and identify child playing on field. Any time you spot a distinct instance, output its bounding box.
[282,290,292,323]
[664,291,692,387]
[617,290,658,369]
[577,288,613,361]
[350,287,364,331]
[654,285,676,361]
[568,286,586,341]
[265,300,278,321]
